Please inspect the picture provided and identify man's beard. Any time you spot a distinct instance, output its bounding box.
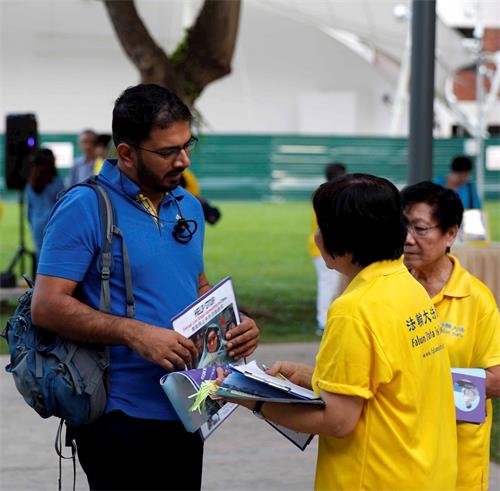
[136,153,179,193]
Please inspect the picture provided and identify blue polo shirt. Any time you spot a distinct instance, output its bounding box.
[434,176,481,209]
[38,159,205,420]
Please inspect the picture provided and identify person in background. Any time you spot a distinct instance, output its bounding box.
[68,129,97,186]
[93,133,112,175]
[434,155,481,209]
[26,148,65,260]
[308,162,346,336]
[180,168,221,225]
[401,181,500,491]
[180,168,201,198]
[223,174,458,491]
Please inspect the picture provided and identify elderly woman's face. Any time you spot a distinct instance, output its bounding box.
[403,202,457,270]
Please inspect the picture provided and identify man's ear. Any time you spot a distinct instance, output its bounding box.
[116,143,135,169]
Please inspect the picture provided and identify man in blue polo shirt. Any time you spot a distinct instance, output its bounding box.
[69,129,98,186]
[31,84,260,491]
[434,155,481,209]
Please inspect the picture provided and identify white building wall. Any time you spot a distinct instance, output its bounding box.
[0,0,394,135]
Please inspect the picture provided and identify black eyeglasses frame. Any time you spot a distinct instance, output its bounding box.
[130,136,198,161]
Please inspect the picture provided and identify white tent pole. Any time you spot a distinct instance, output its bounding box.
[474,22,486,204]
[390,27,411,135]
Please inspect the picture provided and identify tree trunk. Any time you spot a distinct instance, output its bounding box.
[103,0,241,107]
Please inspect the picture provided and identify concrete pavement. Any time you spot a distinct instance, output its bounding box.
[1,343,499,490]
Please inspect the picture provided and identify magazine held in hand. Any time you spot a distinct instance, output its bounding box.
[451,368,486,424]
[160,277,241,440]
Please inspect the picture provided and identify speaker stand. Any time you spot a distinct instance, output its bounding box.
[3,191,36,282]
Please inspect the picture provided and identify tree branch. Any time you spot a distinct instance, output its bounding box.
[178,0,241,101]
[103,0,180,90]
[102,0,241,107]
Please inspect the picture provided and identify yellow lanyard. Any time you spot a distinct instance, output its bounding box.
[136,193,163,228]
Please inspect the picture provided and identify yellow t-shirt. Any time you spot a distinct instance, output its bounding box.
[94,157,104,175]
[308,212,321,258]
[312,258,457,491]
[182,169,201,198]
[432,255,500,491]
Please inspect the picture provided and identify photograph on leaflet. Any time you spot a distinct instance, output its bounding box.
[171,277,241,439]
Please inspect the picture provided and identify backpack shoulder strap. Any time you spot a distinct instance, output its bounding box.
[67,177,135,318]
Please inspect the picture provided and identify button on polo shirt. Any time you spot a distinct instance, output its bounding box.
[38,159,205,420]
[312,258,457,491]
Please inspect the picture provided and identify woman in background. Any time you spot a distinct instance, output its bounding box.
[26,148,64,259]
[401,181,500,491]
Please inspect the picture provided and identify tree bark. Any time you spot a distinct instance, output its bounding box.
[103,0,241,107]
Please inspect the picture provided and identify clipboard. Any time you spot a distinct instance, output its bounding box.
[230,360,321,401]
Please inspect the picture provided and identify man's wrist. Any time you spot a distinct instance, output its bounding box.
[123,319,148,348]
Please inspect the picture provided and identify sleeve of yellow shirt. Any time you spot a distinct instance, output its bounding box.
[471,287,500,368]
[308,211,321,257]
[312,313,393,399]
[182,169,201,198]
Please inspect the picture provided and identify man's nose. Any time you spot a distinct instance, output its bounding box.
[174,149,190,168]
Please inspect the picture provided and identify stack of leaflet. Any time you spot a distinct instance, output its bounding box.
[161,360,323,450]
[216,361,324,450]
[216,360,323,404]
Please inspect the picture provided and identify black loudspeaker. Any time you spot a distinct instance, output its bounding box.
[4,113,38,190]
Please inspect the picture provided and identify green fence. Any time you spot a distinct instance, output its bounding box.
[1,134,499,201]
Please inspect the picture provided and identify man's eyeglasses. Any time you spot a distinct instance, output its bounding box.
[407,224,440,237]
[131,136,198,161]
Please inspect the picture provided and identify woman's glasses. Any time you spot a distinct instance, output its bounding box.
[407,224,440,237]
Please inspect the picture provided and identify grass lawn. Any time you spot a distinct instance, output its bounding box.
[1,199,500,461]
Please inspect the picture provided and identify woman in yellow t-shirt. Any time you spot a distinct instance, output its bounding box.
[401,182,500,491]
[222,174,458,490]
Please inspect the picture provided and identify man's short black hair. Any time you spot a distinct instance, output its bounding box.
[400,181,464,231]
[325,162,346,181]
[112,84,192,147]
[313,173,406,267]
[451,155,473,173]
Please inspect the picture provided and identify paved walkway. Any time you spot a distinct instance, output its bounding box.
[1,343,499,490]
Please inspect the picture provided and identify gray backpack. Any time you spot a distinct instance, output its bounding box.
[2,177,135,488]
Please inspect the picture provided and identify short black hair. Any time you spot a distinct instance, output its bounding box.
[96,133,111,148]
[313,173,406,267]
[451,155,473,172]
[400,181,463,231]
[112,84,192,147]
[325,162,346,181]
[28,148,58,193]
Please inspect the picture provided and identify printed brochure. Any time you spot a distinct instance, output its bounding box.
[451,368,486,424]
[161,277,241,440]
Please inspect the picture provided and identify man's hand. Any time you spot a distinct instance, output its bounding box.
[266,361,314,390]
[225,314,260,360]
[128,325,198,372]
